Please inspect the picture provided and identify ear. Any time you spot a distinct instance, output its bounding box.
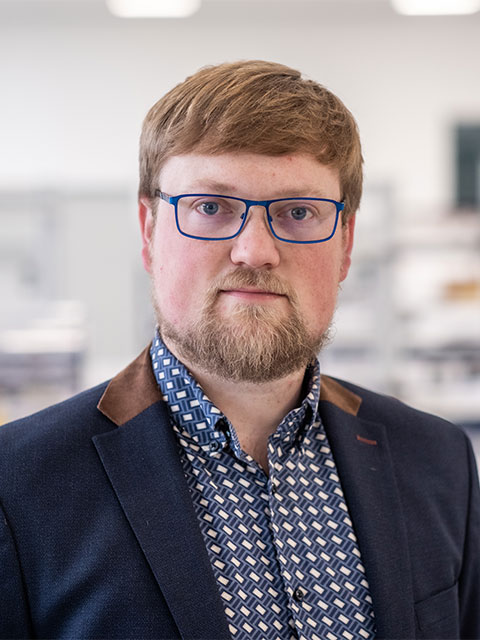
[139,197,155,274]
[339,215,356,283]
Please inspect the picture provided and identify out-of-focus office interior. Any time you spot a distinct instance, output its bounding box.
[1,0,479,459]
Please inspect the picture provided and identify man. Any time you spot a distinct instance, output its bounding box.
[0,61,478,640]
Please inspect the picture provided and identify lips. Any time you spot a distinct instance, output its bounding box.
[221,288,285,300]
[224,288,281,294]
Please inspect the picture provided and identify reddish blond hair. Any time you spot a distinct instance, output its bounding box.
[139,60,363,221]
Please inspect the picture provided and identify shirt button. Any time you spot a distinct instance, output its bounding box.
[271,482,278,494]
[293,587,305,602]
[210,441,222,452]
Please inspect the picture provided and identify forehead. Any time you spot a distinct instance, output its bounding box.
[158,152,341,200]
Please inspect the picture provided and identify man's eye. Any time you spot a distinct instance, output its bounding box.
[199,201,220,215]
[289,206,310,221]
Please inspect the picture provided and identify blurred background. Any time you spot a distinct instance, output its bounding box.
[0,0,479,459]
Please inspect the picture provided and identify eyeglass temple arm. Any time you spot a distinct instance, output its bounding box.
[154,189,172,203]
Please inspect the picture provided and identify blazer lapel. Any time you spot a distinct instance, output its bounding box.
[92,351,231,640]
[319,390,416,640]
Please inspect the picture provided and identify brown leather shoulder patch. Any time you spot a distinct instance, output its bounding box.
[97,346,162,426]
[320,375,362,416]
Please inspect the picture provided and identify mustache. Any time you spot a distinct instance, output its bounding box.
[209,268,295,299]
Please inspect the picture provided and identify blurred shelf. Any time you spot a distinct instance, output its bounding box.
[324,188,480,425]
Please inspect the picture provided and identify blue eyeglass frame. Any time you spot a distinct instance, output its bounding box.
[154,189,345,244]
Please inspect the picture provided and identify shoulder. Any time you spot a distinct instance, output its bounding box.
[322,374,471,452]
[324,374,458,424]
[0,381,112,455]
[0,381,120,517]
[321,377,479,541]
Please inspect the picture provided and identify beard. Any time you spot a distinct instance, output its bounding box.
[152,268,333,383]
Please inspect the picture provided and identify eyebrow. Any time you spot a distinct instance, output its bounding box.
[183,179,332,199]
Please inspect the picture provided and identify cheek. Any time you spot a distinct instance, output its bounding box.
[153,256,195,320]
[304,272,339,312]
[294,252,343,326]
[151,236,219,323]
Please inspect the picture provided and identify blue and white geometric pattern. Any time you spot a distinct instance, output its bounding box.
[150,334,376,640]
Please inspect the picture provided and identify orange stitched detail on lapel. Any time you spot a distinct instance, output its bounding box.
[356,435,378,446]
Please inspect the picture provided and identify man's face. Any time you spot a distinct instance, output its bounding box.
[139,152,355,382]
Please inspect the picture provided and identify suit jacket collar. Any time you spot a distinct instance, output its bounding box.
[97,346,362,427]
[97,347,161,426]
[96,347,415,640]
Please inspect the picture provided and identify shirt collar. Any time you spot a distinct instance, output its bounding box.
[149,330,321,454]
[150,332,226,450]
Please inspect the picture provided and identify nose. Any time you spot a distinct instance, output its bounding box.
[229,206,281,269]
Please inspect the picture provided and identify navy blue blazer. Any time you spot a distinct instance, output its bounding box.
[0,348,479,639]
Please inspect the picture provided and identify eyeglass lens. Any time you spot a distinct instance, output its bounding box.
[175,195,338,242]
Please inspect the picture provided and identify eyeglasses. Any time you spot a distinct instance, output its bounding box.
[154,190,345,244]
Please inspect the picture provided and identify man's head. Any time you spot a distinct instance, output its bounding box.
[139,60,362,222]
[139,61,362,384]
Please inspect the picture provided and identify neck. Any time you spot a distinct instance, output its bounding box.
[164,337,307,473]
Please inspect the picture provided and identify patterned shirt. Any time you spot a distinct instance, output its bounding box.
[150,333,376,640]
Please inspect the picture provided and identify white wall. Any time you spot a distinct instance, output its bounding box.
[1,1,480,209]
